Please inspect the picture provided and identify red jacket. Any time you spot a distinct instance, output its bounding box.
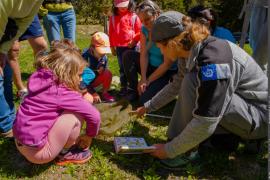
[109,10,141,47]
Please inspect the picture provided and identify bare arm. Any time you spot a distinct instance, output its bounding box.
[139,32,148,81]
[147,56,174,84]
[138,31,149,94]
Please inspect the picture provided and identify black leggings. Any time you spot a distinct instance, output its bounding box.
[123,50,177,106]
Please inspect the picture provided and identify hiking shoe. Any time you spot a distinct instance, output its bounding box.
[102,92,115,103]
[119,87,127,96]
[56,147,92,166]
[17,89,28,101]
[160,151,200,170]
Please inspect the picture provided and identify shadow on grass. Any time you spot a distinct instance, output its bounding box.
[142,99,176,127]
[92,121,166,179]
[0,138,52,178]
[21,72,32,81]
[94,128,267,179]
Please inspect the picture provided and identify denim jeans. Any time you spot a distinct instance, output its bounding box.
[0,63,15,133]
[43,8,76,43]
[249,4,268,72]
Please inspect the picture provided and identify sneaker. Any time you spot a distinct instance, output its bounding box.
[102,92,115,103]
[56,147,92,166]
[17,89,28,101]
[119,87,127,96]
[160,151,200,170]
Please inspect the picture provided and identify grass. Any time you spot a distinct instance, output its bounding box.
[0,25,267,180]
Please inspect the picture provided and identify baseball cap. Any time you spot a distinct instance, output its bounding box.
[91,32,111,54]
[114,0,129,8]
[151,11,185,42]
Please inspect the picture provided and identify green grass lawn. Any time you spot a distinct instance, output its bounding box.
[0,25,267,180]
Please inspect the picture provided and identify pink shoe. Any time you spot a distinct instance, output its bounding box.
[102,92,115,102]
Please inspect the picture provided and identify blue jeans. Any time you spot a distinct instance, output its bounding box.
[0,63,15,133]
[43,8,76,43]
[249,4,268,72]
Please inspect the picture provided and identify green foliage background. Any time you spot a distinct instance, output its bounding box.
[74,0,244,31]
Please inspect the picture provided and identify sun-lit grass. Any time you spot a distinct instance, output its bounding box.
[0,25,267,180]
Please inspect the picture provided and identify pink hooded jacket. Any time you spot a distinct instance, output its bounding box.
[109,10,141,47]
[13,68,101,148]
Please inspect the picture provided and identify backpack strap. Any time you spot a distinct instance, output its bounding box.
[111,15,115,30]
[131,14,137,30]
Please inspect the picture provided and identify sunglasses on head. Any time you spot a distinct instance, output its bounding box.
[136,3,156,13]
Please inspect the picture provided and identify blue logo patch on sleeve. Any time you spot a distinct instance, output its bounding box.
[201,64,217,81]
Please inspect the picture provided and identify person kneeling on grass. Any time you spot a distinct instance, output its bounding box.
[13,40,101,165]
[80,32,115,103]
[135,11,268,168]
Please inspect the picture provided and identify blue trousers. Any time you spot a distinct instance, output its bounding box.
[0,63,15,133]
[43,8,76,43]
[249,4,268,72]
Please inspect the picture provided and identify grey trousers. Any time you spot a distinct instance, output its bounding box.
[167,73,268,140]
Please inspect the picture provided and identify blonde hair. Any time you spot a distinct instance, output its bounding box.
[35,39,87,91]
[164,16,210,51]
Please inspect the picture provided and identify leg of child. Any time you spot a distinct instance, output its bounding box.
[122,50,140,92]
[15,112,83,164]
[91,69,112,93]
[91,70,115,102]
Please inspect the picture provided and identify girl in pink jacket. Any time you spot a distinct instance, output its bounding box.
[109,0,141,95]
[13,40,101,165]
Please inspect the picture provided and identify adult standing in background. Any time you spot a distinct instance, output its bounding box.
[8,15,48,100]
[249,0,268,72]
[40,0,76,43]
[239,0,268,73]
[0,0,44,137]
